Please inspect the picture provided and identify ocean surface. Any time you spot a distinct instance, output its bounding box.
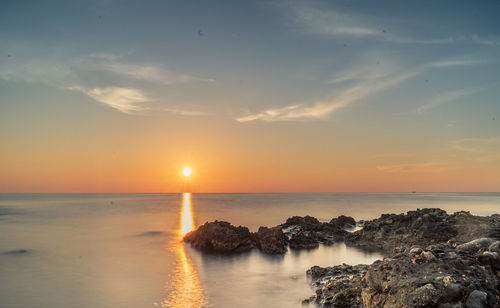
[1,193,499,308]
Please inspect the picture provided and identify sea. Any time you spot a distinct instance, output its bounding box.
[1,193,499,308]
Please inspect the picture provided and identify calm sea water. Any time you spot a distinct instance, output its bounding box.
[1,193,499,308]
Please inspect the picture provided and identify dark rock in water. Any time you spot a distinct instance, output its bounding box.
[283,215,319,227]
[184,221,254,253]
[252,227,287,254]
[306,238,500,307]
[281,215,348,249]
[346,208,459,252]
[330,215,356,229]
[3,249,31,255]
[289,231,320,249]
[307,263,367,307]
[137,231,166,237]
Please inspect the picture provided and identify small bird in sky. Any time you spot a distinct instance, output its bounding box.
[198,29,204,36]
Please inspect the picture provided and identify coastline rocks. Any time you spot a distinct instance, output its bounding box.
[252,227,287,254]
[281,215,352,248]
[345,208,459,253]
[306,238,500,307]
[330,215,356,229]
[305,263,367,307]
[184,221,288,254]
[183,221,254,253]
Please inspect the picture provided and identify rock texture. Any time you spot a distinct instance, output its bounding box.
[183,221,254,253]
[281,215,352,249]
[252,226,287,254]
[307,238,500,307]
[345,209,498,253]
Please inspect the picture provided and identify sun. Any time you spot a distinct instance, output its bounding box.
[182,167,192,177]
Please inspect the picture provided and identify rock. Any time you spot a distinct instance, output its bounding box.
[183,221,254,253]
[289,231,319,249]
[252,226,287,254]
[346,208,458,253]
[330,215,356,228]
[465,290,488,308]
[307,264,367,307]
[405,283,439,307]
[281,215,348,249]
[307,239,500,307]
[283,215,319,227]
[456,238,496,254]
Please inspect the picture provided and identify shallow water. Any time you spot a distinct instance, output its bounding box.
[0,193,499,307]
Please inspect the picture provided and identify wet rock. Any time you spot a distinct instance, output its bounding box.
[307,264,367,307]
[289,231,319,249]
[283,215,319,227]
[465,290,488,308]
[252,226,287,254]
[184,221,254,253]
[137,231,167,237]
[346,208,459,253]
[281,215,348,249]
[405,283,440,307]
[2,249,31,255]
[456,238,496,254]
[306,238,500,307]
[330,215,356,229]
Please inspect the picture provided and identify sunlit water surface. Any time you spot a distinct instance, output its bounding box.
[1,193,499,307]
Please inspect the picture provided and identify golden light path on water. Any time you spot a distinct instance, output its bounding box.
[157,192,208,308]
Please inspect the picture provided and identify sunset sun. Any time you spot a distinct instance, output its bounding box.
[182,167,192,177]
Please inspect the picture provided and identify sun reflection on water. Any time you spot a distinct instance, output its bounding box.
[181,192,195,236]
[157,192,208,308]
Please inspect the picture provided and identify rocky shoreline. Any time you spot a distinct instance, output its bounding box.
[184,208,500,307]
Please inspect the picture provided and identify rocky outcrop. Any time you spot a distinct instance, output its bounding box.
[306,238,500,307]
[252,226,287,254]
[330,215,356,229]
[183,221,254,253]
[345,208,500,253]
[184,214,355,254]
[281,215,352,249]
[304,264,367,307]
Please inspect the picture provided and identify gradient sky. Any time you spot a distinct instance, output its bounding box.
[1,0,500,192]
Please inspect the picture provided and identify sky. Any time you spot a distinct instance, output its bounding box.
[1,0,499,193]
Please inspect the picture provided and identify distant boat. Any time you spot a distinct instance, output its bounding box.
[412,191,416,193]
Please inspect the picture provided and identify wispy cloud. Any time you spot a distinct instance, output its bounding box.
[376,162,456,173]
[416,88,478,114]
[427,59,486,68]
[0,48,212,116]
[237,55,485,123]
[285,2,499,46]
[236,68,417,122]
[161,108,210,117]
[449,137,500,153]
[68,86,153,114]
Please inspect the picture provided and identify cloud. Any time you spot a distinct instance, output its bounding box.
[162,108,210,117]
[236,54,485,123]
[236,70,418,122]
[68,86,153,114]
[416,88,478,114]
[0,48,212,116]
[376,162,456,173]
[99,61,214,85]
[449,137,500,153]
[236,103,342,122]
[289,5,382,38]
[285,2,499,46]
[428,59,486,68]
